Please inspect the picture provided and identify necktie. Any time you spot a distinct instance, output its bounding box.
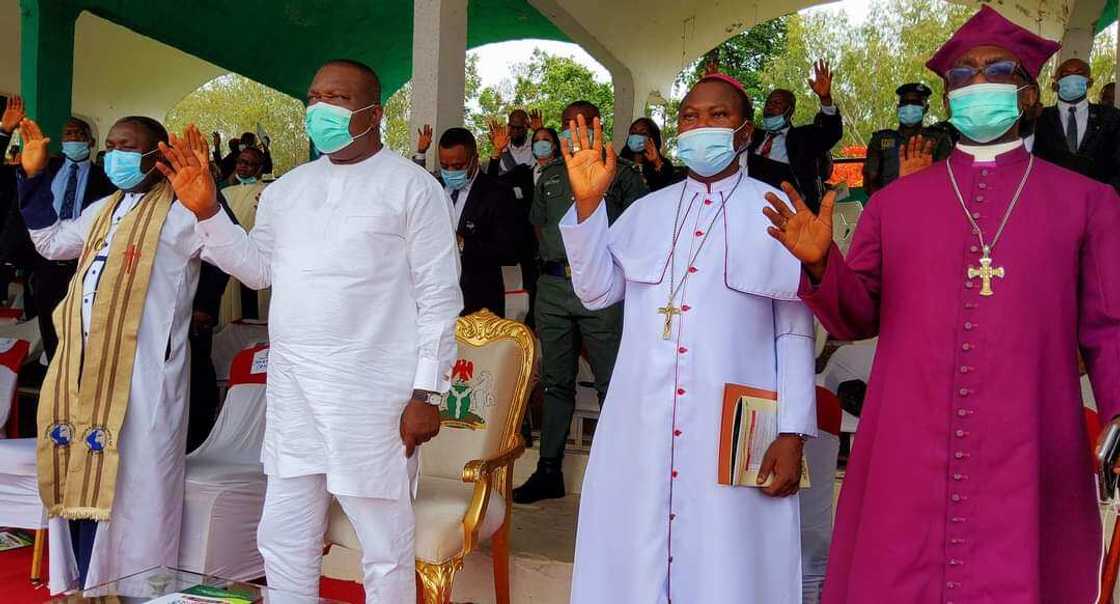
[451,188,460,205]
[758,134,775,158]
[60,163,79,220]
[1066,106,1079,153]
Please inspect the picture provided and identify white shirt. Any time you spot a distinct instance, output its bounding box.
[507,139,534,167]
[196,149,462,498]
[1058,98,1089,149]
[760,104,838,164]
[444,170,477,228]
[80,192,143,341]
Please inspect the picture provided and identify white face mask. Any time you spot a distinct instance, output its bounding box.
[675,120,748,177]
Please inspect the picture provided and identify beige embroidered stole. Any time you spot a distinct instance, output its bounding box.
[36,180,175,520]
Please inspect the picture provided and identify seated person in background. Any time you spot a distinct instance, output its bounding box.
[218,146,270,324]
[619,117,680,191]
[1031,57,1120,191]
[748,61,843,213]
[437,127,519,317]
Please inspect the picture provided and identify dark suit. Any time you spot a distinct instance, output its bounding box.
[486,158,538,326]
[748,108,844,213]
[1032,103,1120,191]
[451,171,519,318]
[9,149,115,359]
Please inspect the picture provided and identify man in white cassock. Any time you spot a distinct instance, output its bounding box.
[158,59,462,603]
[558,74,817,603]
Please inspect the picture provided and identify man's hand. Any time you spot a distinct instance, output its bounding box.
[757,435,805,497]
[489,118,510,159]
[763,182,835,281]
[1,96,25,136]
[417,124,433,154]
[19,119,50,178]
[400,398,441,458]
[529,109,544,131]
[561,114,617,223]
[642,136,662,170]
[156,124,220,220]
[809,60,834,106]
[899,135,935,178]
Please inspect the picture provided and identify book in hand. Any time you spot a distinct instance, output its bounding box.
[718,383,810,489]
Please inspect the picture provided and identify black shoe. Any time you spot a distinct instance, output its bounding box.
[513,468,565,503]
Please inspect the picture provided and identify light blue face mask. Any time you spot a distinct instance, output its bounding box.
[304,101,376,154]
[898,104,926,126]
[62,141,90,162]
[948,82,1023,144]
[676,120,748,177]
[1057,74,1089,102]
[532,140,554,159]
[626,134,648,153]
[441,167,471,191]
[761,112,789,132]
[103,148,158,190]
[236,175,258,185]
[560,128,596,150]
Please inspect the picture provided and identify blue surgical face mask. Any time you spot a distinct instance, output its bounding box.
[626,134,648,153]
[762,112,789,132]
[62,141,91,162]
[898,104,926,126]
[236,175,258,185]
[560,128,596,150]
[948,82,1023,144]
[103,148,158,190]
[441,167,471,191]
[532,140,554,159]
[676,120,748,177]
[1057,74,1089,102]
[304,101,377,154]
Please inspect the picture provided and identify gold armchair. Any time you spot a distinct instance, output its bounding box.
[326,310,537,603]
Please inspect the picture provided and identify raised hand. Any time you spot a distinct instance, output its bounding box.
[529,109,543,131]
[488,118,510,158]
[417,124,433,154]
[899,134,935,178]
[809,60,834,104]
[643,136,662,169]
[561,114,617,222]
[18,119,50,178]
[1,96,25,135]
[156,124,219,220]
[763,182,835,279]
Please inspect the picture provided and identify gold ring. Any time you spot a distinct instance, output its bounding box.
[572,144,582,152]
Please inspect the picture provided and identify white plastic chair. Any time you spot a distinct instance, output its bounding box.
[569,356,600,451]
[832,201,864,255]
[0,339,42,581]
[820,338,878,439]
[178,344,269,581]
[211,321,269,383]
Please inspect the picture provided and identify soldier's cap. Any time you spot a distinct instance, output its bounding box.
[896,82,933,98]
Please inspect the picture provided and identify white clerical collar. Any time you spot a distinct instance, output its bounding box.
[685,167,744,194]
[956,139,1023,163]
[1058,98,1089,113]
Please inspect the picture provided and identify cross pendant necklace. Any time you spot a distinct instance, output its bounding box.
[658,173,744,340]
[946,154,1034,298]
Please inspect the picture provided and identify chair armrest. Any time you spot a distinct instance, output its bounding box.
[459,436,526,553]
[461,435,526,483]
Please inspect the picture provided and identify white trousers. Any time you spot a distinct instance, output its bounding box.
[799,432,841,604]
[257,474,415,604]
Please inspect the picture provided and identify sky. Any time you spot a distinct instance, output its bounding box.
[470,0,875,89]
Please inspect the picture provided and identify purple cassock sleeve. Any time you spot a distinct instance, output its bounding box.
[797,199,883,342]
[1077,185,1120,422]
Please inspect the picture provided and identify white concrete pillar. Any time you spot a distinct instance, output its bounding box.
[1059,0,1107,62]
[410,0,467,170]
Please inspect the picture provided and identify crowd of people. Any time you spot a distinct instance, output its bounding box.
[1,4,1120,603]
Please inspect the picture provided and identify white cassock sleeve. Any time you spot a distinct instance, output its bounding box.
[195,187,274,290]
[27,197,110,261]
[775,298,818,437]
[405,177,463,393]
[558,202,626,310]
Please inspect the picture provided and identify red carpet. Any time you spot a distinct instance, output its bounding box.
[0,537,365,603]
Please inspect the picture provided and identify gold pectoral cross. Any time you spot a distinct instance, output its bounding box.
[657,303,681,340]
[967,247,1005,297]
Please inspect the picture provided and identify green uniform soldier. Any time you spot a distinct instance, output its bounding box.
[513,100,649,503]
[863,83,954,195]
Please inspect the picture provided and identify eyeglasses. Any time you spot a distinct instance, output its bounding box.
[945,60,1027,89]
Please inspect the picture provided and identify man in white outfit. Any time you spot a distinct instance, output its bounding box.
[156,59,462,602]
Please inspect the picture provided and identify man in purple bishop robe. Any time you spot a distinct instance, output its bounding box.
[763,6,1120,603]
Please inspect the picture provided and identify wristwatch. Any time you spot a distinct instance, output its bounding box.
[779,432,811,442]
[412,390,444,406]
